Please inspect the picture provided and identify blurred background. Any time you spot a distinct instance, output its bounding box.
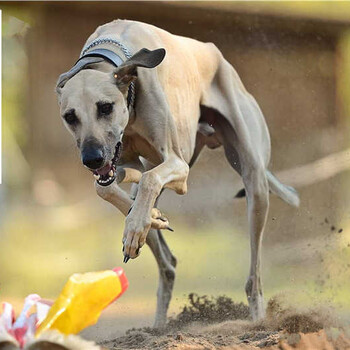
[2,1,350,341]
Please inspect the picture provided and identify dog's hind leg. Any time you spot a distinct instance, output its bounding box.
[242,166,269,320]
[203,50,271,320]
[146,228,176,328]
[221,124,269,321]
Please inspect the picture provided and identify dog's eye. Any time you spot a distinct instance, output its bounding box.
[63,110,79,126]
[97,102,114,117]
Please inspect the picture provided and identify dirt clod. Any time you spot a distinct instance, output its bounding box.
[175,333,184,341]
[280,314,323,334]
[167,293,250,330]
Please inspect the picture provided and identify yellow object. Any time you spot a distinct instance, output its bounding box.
[36,267,128,336]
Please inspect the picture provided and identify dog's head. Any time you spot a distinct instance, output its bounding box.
[56,48,165,185]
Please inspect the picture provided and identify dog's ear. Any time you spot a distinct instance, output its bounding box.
[113,48,166,93]
[56,56,105,93]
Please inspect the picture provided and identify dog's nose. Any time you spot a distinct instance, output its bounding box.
[81,147,104,169]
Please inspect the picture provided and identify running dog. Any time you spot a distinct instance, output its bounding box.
[56,19,299,327]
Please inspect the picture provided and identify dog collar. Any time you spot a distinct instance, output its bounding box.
[80,48,124,67]
[79,38,136,110]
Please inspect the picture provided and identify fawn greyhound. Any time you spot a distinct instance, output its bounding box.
[56,19,299,327]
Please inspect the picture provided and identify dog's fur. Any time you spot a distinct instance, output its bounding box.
[56,19,299,327]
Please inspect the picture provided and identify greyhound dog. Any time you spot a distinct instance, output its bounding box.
[56,19,299,327]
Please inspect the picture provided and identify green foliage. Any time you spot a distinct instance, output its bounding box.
[2,13,30,146]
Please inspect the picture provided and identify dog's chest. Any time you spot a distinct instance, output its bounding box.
[123,133,164,166]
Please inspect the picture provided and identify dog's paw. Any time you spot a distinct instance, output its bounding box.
[151,208,173,231]
[122,213,152,260]
[122,209,174,261]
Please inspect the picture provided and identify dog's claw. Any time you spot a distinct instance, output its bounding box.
[123,255,130,263]
[151,208,172,230]
[167,226,174,232]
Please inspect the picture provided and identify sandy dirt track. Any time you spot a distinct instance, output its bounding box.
[102,325,350,350]
[101,295,350,350]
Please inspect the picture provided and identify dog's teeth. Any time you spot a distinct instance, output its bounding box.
[108,170,114,177]
[94,174,100,180]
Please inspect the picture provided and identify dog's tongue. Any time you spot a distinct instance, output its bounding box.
[96,164,111,176]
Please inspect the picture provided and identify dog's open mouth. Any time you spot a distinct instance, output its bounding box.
[92,142,122,186]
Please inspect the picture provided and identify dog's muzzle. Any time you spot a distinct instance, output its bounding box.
[92,142,122,186]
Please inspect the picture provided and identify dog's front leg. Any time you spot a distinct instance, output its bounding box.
[95,167,171,230]
[95,180,133,216]
[123,156,189,259]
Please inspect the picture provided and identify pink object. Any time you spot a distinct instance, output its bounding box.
[0,295,50,348]
[1,302,15,330]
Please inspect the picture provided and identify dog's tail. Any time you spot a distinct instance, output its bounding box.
[266,171,299,207]
[234,171,299,207]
